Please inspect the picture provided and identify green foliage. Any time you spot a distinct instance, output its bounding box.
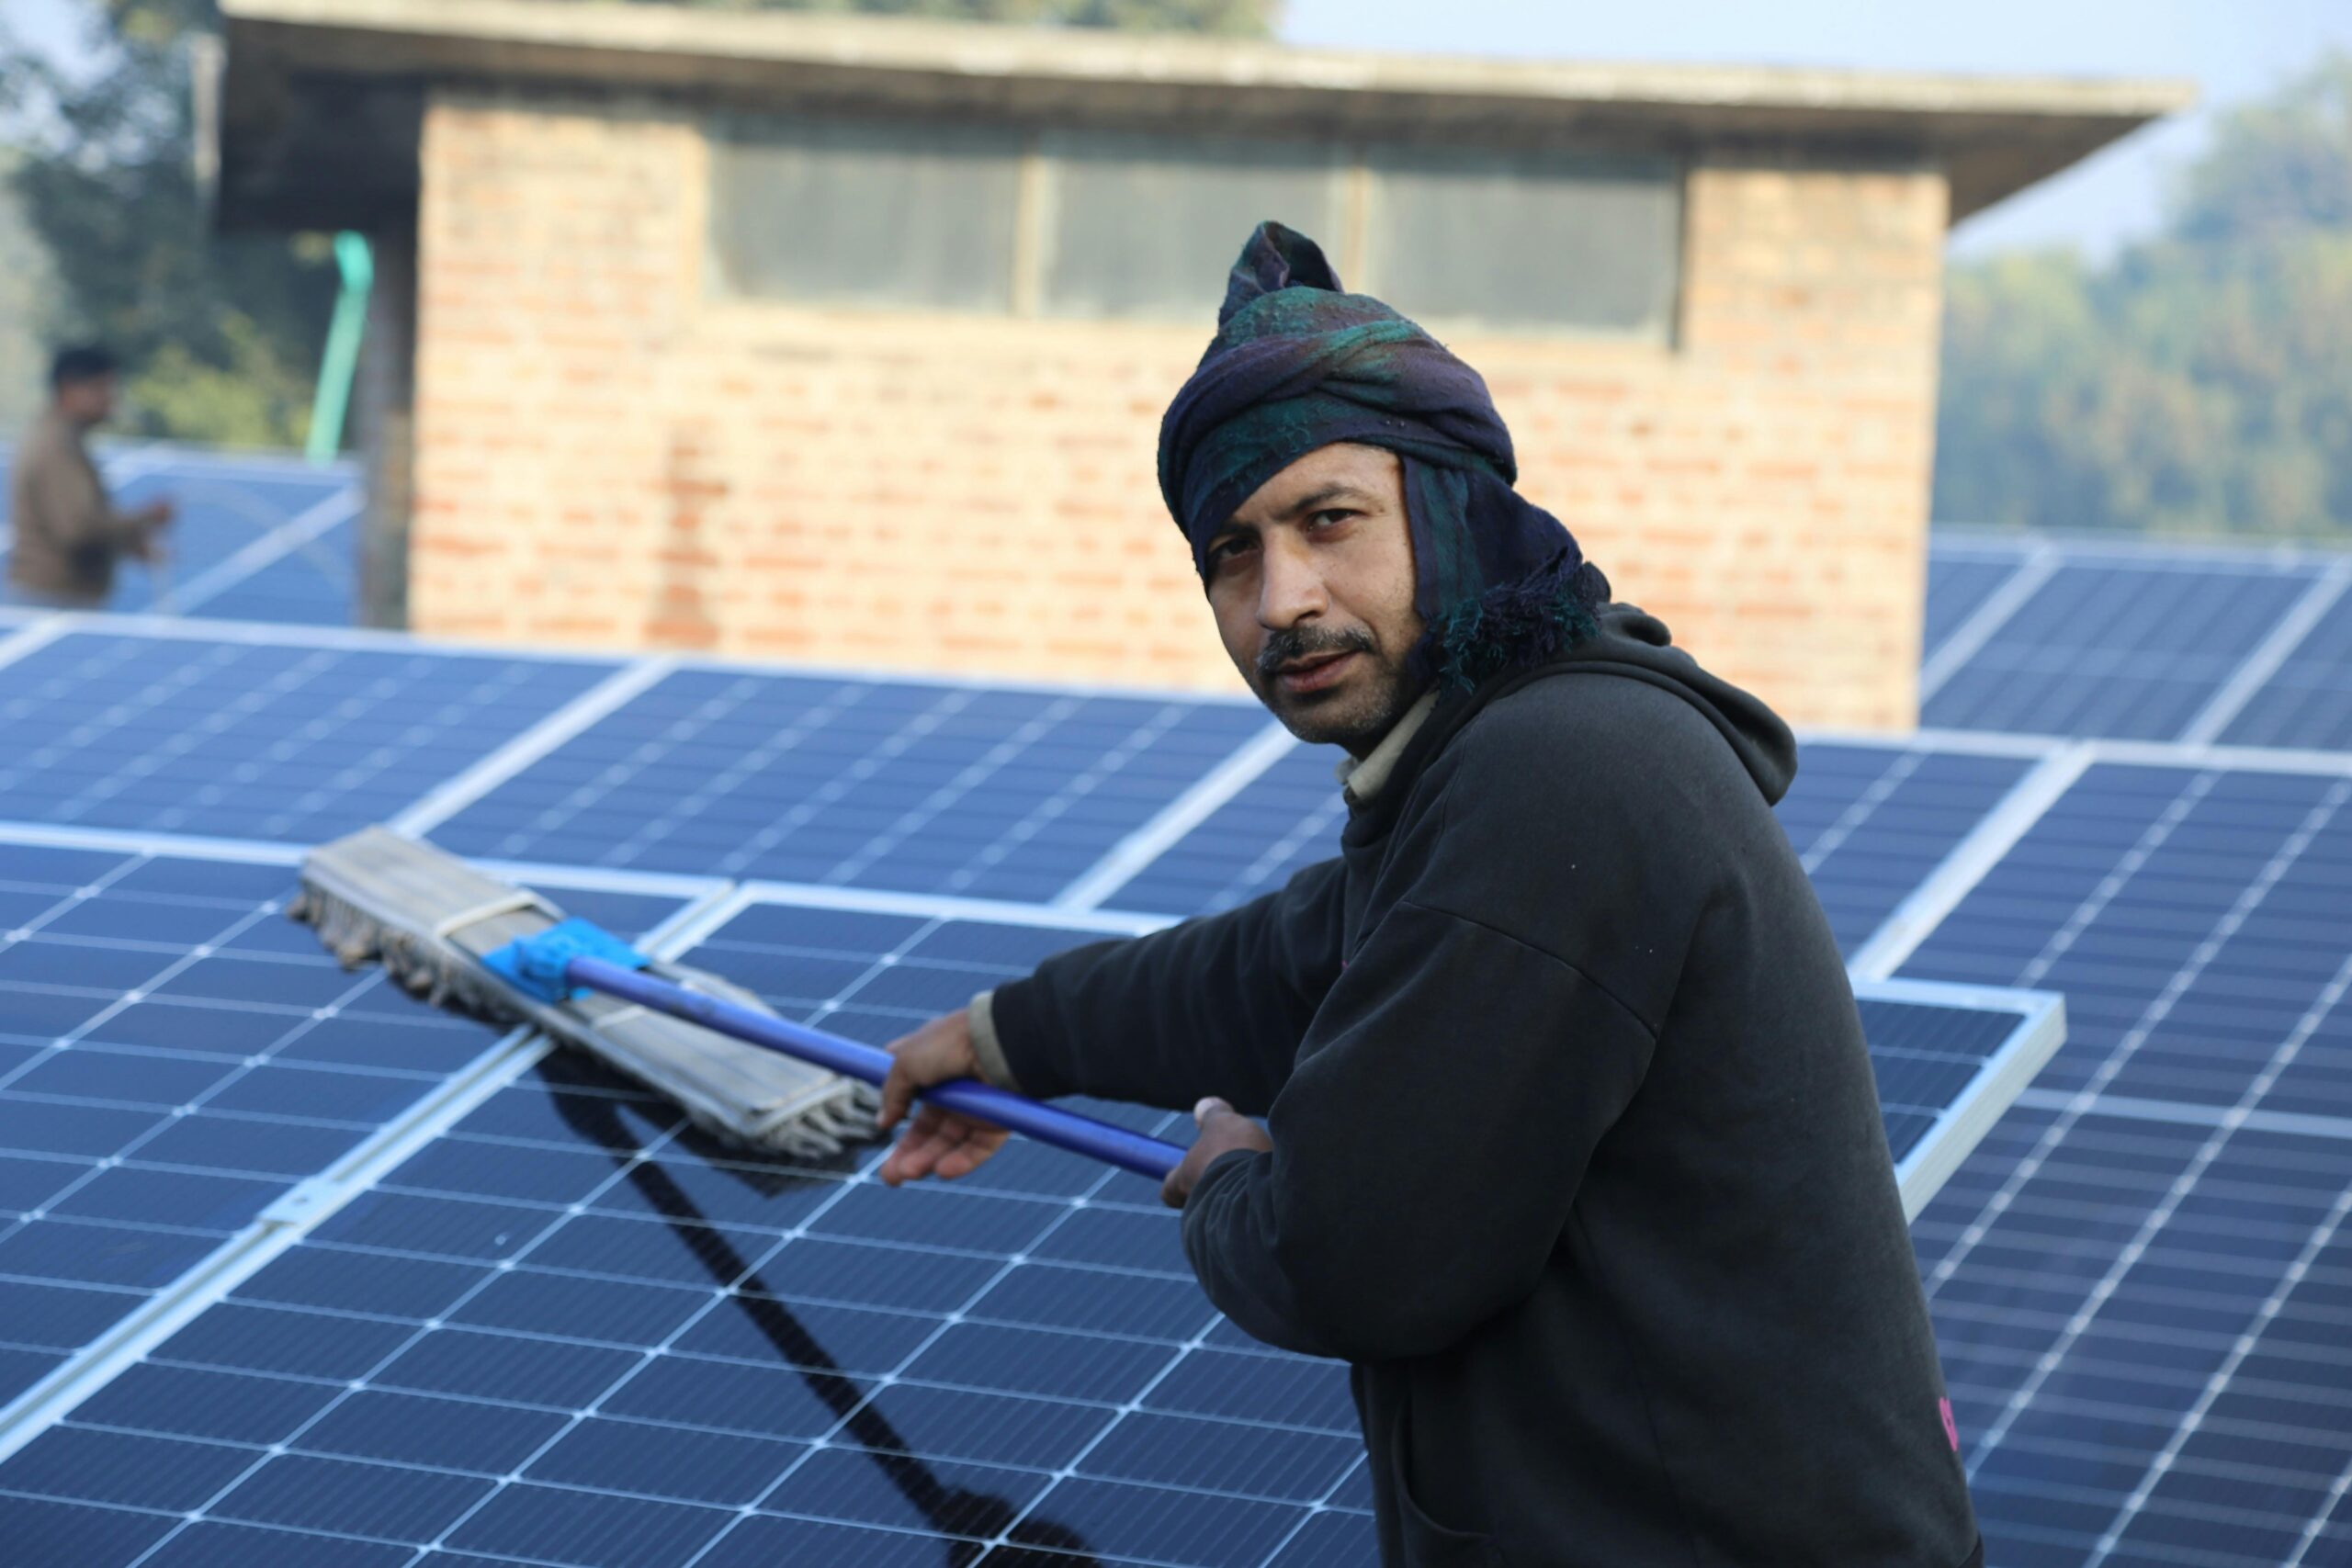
[1935,51,2352,539]
[0,153,60,432]
[4,0,337,446]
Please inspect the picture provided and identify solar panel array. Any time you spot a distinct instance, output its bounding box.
[427,669,1268,904]
[1924,547,2038,663]
[1924,536,2352,746]
[3,447,2351,1567]
[0,886,2053,1568]
[0,628,619,841]
[0,833,688,1416]
[1900,763,2352,1563]
[2216,570,2352,753]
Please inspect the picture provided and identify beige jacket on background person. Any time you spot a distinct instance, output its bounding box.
[6,409,148,605]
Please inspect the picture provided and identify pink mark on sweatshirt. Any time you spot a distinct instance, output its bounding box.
[1939,1398,1961,1452]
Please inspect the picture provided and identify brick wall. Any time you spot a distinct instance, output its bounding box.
[412,90,1945,728]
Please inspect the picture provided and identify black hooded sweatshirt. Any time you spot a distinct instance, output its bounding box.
[986,605,1982,1567]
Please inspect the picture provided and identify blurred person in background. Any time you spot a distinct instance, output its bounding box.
[6,344,174,609]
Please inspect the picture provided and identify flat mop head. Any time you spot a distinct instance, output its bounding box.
[292,827,878,1161]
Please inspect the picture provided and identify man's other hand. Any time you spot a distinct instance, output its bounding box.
[876,1010,1010,1187]
[1162,1097,1272,1209]
[133,497,175,527]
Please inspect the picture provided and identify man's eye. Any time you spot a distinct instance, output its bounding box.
[1207,538,1254,566]
[1307,509,1355,530]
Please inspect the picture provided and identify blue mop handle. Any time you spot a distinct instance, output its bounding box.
[564,955,1185,1181]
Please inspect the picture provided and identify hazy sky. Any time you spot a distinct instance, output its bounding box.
[11,0,2351,258]
[1282,0,2352,258]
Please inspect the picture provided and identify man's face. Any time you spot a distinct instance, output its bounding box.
[1204,443,1426,756]
[56,374,118,427]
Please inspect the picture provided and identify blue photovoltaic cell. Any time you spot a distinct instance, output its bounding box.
[0,631,619,841]
[96,470,352,618]
[1777,744,2033,957]
[1107,739,2030,961]
[0,897,2044,1567]
[1899,762,2352,1565]
[1854,997,2023,1166]
[0,848,682,1408]
[1923,549,2029,660]
[1104,743,1347,916]
[431,669,1269,902]
[185,512,356,627]
[2218,583,2352,752]
[1923,560,2319,740]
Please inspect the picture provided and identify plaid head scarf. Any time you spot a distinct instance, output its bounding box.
[1158,221,1610,689]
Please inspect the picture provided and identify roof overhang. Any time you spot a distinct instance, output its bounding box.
[211,0,2194,232]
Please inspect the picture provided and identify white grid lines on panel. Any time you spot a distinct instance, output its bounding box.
[390,657,682,839]
[0,840,715,1465]
[1918,541,2062,701]
[1789,748,1928,871]
[1962,791,2352,1475]
[0,629,622,842]
[1920,769,2244,1298]
[164,484,364,618]
[2079,1177,2352,1567]
[43,904,1348,1568]
[1057,721,1301,913]
[2177,558,2352,748]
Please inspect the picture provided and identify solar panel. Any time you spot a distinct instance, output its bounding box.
[1777,744,2040,957]
[1095,741,1345,916]
[180,510,357,626]
[2217,573,2352,753]
[1096,736,2035,963]
[1898,761,2352,1564]
[1922,560,2320,740]
[99,470,355,618]
[428,667,1270,902]
[0,886,2059,1566]
[1856,978,2064,1220]
[0,833,691,1427]
[1925,548,2032,661]
[0,628,622,842]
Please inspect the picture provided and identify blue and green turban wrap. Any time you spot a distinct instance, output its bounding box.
[1159,221,1611,689]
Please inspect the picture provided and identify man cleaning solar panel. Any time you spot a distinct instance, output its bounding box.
[869,222,1984,1568]
[302,221,1978,1566]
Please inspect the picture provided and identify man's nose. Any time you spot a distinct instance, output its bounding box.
[1257,535,1329,629]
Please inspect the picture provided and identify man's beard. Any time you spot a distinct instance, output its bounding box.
[1250,623,1423,756]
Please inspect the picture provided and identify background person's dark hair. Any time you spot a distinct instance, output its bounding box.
[49,344,119,391]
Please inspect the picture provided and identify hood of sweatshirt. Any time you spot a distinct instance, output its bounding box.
[1343,602,1799,846]
[1527,602,1796,805]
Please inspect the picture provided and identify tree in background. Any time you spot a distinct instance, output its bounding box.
[1935,52,2352,539]
[0,151,61,433]
[2,0,334,447]
[0,0,1275,450]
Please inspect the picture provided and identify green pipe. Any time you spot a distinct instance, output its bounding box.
[306,231,373,466]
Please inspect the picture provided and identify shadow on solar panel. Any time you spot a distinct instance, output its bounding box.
[541,1084,1106,1562]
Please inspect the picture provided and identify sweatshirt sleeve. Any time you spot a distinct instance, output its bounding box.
[1179,705,1695,1363]
[984,856,1347,1116]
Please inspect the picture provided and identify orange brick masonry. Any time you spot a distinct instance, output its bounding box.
[411,92,1945,731]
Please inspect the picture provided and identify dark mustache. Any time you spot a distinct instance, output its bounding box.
[1257,625,1376,682]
